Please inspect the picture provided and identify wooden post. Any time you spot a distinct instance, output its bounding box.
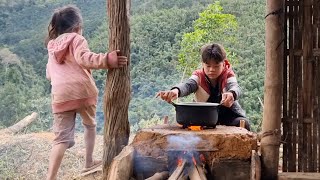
[103,0,131,179]
[261,0,284,179]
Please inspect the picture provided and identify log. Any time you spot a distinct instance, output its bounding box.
[145,171,169,180]
[0,112,38,134]
[168,159,187,180]
[250,150,261,180]
[189,164,207,180]
[107,145,134,180]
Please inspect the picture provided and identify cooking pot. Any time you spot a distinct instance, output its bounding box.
[171,102,219,128]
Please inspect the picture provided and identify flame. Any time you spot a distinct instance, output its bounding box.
[188,126,203,131]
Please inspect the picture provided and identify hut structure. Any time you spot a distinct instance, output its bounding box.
[282,0,320,173]
[262,0,320,179]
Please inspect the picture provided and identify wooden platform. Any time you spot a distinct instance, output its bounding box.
[278,172,320,180]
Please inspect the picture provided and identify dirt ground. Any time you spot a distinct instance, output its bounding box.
[0,132,105,180]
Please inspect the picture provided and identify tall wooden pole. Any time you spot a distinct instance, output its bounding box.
[261,0,284,179]
[103,0,131,179]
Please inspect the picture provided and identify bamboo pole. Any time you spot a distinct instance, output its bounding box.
[261,0,284,179]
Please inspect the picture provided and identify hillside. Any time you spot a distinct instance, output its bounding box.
[0,0,266,177]
[0,132,104,179]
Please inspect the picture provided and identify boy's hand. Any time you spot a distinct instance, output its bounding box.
[156,89,179,103]
[107,50,128,68]
[220,92,234,107]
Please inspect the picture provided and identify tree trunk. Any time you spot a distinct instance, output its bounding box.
[103,0,131,179]
[261,0,284,179]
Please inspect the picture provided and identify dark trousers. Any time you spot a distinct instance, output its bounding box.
[217,106,251,131]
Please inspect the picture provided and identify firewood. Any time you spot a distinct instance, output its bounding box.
[145,171,169,180]
[250,150,261,180]
[168,159,187,180]
[189,164,207,180]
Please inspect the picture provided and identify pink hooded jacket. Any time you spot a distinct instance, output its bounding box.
[46,33,109,113]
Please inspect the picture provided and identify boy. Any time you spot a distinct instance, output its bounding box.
[157,43,250,130]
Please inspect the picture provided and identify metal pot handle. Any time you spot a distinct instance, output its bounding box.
[170,101,177,107]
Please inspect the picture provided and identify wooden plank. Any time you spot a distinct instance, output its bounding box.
[290,0,299,172]
[291,53,298,172]
[278,172,320,180]
[283,0,290,171]
[294,0,303,172]
[312,60,319,172]
[311,9,317,170]
[302,0,313,172]
[287,0,295,170]
[251,150,261,180]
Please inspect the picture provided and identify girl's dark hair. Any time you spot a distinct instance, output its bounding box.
[200,43,226,63]
[45,5,83,45]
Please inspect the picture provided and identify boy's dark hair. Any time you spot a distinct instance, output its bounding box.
[45,5,83,45]
[200,43,226,63]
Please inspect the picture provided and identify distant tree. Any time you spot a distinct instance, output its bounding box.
[178,2,238,75]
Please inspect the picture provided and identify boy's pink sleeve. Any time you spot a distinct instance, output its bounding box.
[73,36,109,69]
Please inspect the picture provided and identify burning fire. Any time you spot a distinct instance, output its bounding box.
[172,151,208,179]
[188,126,203,131]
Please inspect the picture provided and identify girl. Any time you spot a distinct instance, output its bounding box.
[45,5,127,180]
[157,43,250,130]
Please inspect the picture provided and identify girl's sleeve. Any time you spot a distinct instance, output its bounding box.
[72,36,109,69]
